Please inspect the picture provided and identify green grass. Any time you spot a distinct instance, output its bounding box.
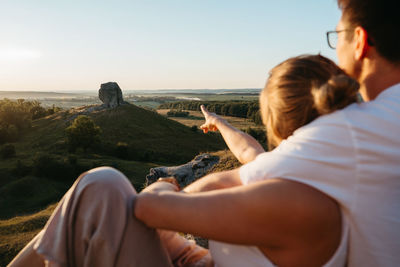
[0,203,57,266]
[0,102,233,264]
[0,150,240,265]
[89,104,225,161]
[0,104,226,220]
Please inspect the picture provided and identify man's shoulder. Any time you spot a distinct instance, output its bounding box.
[287,86,400,158]
[290,108,352,144]
[296,84,400,137]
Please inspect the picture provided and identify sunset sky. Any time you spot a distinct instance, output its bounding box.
[0,0,341,91]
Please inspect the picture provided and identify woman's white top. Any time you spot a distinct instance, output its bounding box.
[210,215,348,267]
[210,83,400,266]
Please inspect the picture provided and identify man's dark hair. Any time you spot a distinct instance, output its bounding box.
[337,0,400,63]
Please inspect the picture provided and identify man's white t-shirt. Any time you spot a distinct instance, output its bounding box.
[239,83,400,266]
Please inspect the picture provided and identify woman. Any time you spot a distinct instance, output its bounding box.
[9,54,359,267]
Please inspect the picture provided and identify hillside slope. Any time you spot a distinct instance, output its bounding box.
[18,104,225,164]
[0,104,226,220]
[0,150,240,266]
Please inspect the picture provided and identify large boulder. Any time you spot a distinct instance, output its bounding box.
[145,153,219,188]
[98,82,125,108]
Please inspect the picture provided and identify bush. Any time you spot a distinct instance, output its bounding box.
[190,125,198,132]
[244,127,267,144]
[30,105,47,120]
[1,143,16,159]
[66,115,101,152]
[33,153,74,181]
[0,99,55,144]
[159,100,262,123]
[1,176,37,198]
[0,126,20,145]
[67,155,78,165]
[115,142,129,159]
[167,110,189,117]
[13,160,32,177]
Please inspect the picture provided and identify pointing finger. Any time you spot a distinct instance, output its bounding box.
[200,105,209,117]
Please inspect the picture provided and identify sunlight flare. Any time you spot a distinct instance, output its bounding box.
[0,47,42,61]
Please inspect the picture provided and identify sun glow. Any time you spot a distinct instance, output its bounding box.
[0,47,42,61]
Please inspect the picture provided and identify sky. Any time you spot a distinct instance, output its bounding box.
[0,0,341,92]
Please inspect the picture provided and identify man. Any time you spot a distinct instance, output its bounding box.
[135,0,400,266]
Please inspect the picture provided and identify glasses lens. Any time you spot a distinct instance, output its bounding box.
[328,32,338,49]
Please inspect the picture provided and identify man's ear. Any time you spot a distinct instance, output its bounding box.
[354,26,370,60]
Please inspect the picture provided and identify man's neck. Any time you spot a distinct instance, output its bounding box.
[359,57,400,101]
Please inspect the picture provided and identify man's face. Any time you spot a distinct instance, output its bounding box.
[336,16,359,79]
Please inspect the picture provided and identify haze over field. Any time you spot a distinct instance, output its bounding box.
[1,0,340,92]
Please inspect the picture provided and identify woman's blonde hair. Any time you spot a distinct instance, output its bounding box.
[261,54,359,150]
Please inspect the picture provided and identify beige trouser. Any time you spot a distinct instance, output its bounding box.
[31,167,209,267]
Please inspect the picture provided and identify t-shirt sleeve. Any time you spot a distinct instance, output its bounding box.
[239,110,356,205]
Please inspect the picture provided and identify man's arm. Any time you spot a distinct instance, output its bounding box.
[200,105,265,164]
[135,171,341,265]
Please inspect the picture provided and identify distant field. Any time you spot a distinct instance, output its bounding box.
[136,93,259,101]
[157,109,262,130]
[0,90,260,109]
[38,93,260,109]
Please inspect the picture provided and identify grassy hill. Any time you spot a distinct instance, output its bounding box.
[0,103,226,220]
[0,203,57,266]
[0,150,241,266]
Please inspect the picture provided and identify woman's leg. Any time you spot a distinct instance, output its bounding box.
[9,167,173,267]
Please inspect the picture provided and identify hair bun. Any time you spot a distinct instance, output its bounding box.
[312,74,359,115]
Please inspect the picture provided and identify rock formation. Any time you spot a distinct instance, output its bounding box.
[146,153,219,188]
[98,82,125,108]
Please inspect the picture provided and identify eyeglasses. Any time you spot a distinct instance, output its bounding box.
[326,30,351,49]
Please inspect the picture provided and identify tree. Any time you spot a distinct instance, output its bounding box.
[66,115,101,151]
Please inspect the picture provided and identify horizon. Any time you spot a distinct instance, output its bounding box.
[0,88,262,99]
[1,1,340,91]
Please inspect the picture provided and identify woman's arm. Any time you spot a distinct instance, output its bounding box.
[200,105,265,164]
[182,169,242,193]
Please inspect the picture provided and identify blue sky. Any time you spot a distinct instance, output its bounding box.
[0,0,341,91]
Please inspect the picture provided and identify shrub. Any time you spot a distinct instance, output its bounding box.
[0,177,38,198]
[0,126,19,145]
[6,125,19,142]
[33,153,74,181]
[14,160,32,177]
[65,115,101,152]
[30,105,47,120]
[190,125,198,132]
[1,143,16,159]
[244,127,267,145]
[167,110,189,117]
[67,155,78,165]
[0,99,54,144]
[115,142,129,159]
[159,100,262,123]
